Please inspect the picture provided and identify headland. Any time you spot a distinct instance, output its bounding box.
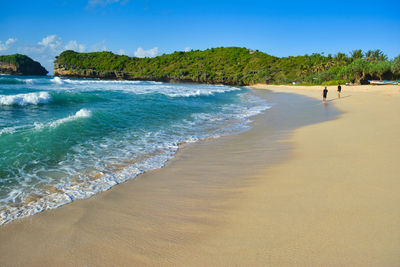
[0,54,48,76]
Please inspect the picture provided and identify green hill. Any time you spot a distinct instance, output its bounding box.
[54,47,400,85]
[0,54,48,76]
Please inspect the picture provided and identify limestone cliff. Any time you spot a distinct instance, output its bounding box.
[53,63,140,80]
[0,54,48,76]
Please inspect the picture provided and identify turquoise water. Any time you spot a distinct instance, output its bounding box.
[0,75,270,225]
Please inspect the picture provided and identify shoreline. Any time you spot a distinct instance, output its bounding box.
[0,82,270,227]
[1,85,399,265]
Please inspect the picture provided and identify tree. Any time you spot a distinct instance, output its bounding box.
[340,59,369,84]
[365,49,387,61]
[368,61,392,80]
[391,55,400,76]
[53,47,399,85]
[334,52,348,65]
[350,49,363,61]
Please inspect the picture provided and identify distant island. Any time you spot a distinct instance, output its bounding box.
[54,47,400,86]
[0,54,48,76]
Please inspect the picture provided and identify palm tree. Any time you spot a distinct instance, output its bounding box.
[350,49,363,61]
[365,49,387,61]
[334,52,348,66]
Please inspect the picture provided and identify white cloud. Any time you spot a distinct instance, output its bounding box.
[2,35,162,74]
[65,40,86,52]
[6,38,17,46]
[184,47,192,52]
[116,49,128,55]
[134,47,159,58]
[38,35,62,50]
[20,34,86,60]
[0,38,17,51]
[92,40,107,51]
[11,35,88,74]
[23,35,73,55]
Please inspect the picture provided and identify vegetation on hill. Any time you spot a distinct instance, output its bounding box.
[54,47,400,85]
[0,54,48,75]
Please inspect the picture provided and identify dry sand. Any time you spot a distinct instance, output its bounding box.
[254,83,400,96]
[0,84,399,266]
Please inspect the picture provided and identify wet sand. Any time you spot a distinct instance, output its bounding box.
[1,85,399,266]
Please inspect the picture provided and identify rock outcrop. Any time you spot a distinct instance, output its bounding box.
[0,54,48,76]
[53,63,138,80]
[53,63,199,83]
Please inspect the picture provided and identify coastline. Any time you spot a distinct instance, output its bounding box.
[1,85,399,266]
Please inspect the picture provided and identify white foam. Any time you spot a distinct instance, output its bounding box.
[13,78,51,85]
[0,109,92,137]
[0,126,17,135]
[45,77,239,98]
[0,130,194,226]
[165,89,212,97]
[34,109,92,130]
[50,77,64,84]
[24,79,34,84]
[49,108,91,128]
[158,86,240,98]
[0,125,26,135]
[59,78,142,85]
[0,92,52,106]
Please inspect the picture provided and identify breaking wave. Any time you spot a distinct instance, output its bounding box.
[34,109,92,130]
[0,92,52,106]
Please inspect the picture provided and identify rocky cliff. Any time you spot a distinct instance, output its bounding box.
[53,62,214,84]
[53,63,144,80]
[0,54,48,76]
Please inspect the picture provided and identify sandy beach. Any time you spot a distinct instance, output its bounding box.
[1,84,399,266]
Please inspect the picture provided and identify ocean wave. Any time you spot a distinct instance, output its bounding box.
[2,76,237,98]
[0,141,171,226]
[0,77,54,85]
[0,109,91,137]
[50,77,63,84]
[0,92,52,106]
[48,78,240,98]
[34,108,92,129]
[0,83,270,226]
[51,92,106,105]
[51,77,156,85]
[165,89,215,97]
[163,87,240,98]
[0,77,25,85]
[0,125,26,135]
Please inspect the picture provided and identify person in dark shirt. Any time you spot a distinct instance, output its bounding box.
[323,87,328,103]
[337,84,342,99]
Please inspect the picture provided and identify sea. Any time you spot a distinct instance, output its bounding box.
[0,75,270,225]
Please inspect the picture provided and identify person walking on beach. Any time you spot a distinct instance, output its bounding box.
[323,87,328,103]
[337,84,342,99]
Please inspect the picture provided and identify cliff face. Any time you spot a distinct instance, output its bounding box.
[0,62,18,74]
[53,63,140,80]
[53,63,233,84]
[0,54,48,76]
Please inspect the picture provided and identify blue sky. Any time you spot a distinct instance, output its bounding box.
[1,0,399,72]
